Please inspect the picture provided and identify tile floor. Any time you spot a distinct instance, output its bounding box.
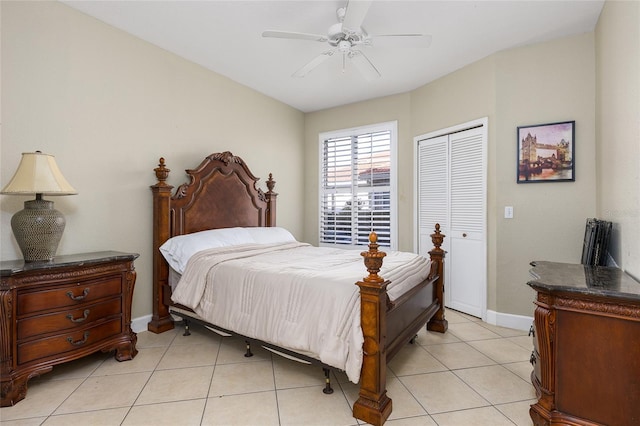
[0,309,536,425]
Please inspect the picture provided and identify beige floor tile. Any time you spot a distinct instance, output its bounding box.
[447,322,502,341]
[424,342,496,370]
[54,372,150,414]
[135,328,179,349]
[0,378,83,420]
[477,322,529,337]
[496,399,536,426]
[443,309,475,324]
[209,360,275,396]
[415,328,461,345]
[0,417,47,426]
[508,335,534,351]
[273,356,325,389]
[467,338,532,364]
[454,365,536,405]
[135,365,213,405]
[386,416,437,425]
[400,371,489,414]
[202,391,279,426]
[504,361,535,382]
[156,342,219,370]
[277,385,357,426]
[386,377,428,420]
[124,399,206,425]
[215,336,272,365]
[43,352,109,381]
[431,405,515,425]
[92,346,166,376]
[42,407,129,425]
[388,343,448,377]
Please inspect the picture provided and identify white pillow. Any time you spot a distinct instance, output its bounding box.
[246,227,296,245]
[159,227,296,274]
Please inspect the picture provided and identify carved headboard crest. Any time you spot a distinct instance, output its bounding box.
[208,151,241,166]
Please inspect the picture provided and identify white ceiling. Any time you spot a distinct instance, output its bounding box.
[62,1,604,113]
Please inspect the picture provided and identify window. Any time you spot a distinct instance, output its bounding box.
[319,121,397,249]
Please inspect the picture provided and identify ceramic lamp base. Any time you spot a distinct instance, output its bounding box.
[11,198,66,262]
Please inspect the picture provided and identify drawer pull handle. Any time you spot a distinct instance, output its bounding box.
[528,324,535,337]
[66,288,90,301]
[67,331,90,346]
[67,309,90,323]
[530,351,537,365]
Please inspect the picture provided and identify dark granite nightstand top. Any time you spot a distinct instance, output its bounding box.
[1,251,139,277]
[528,260,640,301]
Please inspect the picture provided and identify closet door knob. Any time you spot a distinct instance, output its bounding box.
[462,233,467,238]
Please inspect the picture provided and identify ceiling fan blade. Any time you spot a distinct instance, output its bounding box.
[262,30,328,42]
[349,50,381,80]
[368,34,433,48]
[342,0,372,33]
[292,50,336,78]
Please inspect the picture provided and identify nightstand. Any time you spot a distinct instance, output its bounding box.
[0,251,139,406]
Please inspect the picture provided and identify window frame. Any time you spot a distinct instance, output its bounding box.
[318,121,398,250]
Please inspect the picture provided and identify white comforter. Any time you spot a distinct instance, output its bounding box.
[171,242,431,383]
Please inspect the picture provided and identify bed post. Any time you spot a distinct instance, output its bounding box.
[148,158,175,333]
[353,232,392,426]
[427,224,448,333]
[265,173,277,227]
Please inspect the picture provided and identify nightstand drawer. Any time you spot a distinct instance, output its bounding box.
[17,298,122,340]
[17,276,122,315]
[17,318,122,364]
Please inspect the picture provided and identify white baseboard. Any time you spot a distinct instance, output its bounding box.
[131,314,153,333]
[486,310,533,331]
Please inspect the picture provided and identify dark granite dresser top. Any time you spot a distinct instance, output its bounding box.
[528,261,640,301]
[0,251,139,277]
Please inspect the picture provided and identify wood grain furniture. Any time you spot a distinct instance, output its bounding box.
[1,251,138,406]
[528,261,640,426]
[148,151,447,425]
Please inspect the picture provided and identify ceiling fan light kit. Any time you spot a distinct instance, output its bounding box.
[262,0,431,80]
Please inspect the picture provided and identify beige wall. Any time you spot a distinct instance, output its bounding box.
[306,34,597,320]
[596,0,640,280]
[0,1,305,319]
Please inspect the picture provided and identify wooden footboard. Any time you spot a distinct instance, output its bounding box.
[353,227,447,426]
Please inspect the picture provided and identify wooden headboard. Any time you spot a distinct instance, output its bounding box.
[148,151,277,332]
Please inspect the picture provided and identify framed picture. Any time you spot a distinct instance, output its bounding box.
[517,120,575,183]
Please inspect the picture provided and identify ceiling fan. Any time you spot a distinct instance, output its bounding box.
[262,0,432,80]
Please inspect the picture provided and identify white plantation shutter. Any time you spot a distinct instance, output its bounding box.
[418,135,449,234]
[320,122,396,248]
[450,130,484,234]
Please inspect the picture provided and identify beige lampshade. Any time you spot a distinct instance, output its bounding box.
[1,151,77,195]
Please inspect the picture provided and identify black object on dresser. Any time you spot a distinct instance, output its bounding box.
[1,251,138,406]
[527,261,640,426]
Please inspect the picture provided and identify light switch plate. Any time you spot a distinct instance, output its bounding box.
[505,206,514,219]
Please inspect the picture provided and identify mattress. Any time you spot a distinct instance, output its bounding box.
[170,242,431,382]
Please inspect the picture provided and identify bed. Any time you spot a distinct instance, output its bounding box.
[148,151,448,425]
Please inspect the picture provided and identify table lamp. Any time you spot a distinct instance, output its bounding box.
[1,151,77,262]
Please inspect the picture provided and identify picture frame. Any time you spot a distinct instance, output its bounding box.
[517,120,575,183]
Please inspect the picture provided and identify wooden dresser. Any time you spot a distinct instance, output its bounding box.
[527,261,640,426]
[0,251,138,406]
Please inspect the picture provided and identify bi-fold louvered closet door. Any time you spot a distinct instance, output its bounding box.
[416,124,486,319]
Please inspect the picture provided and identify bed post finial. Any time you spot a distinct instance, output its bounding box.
[266,173,276,193]
[353,231,392,425]
[154,157,171,186]
[361,232,387,283]
[427,223,448,333]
